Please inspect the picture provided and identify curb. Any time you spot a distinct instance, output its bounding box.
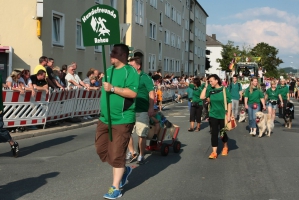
[12,119,98,140]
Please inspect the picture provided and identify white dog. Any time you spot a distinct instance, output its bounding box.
[238,106,248,122]
[255,111,274,137]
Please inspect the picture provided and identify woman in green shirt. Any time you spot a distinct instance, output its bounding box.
[188,77,203,132]
[265,80,283,121]
[277,79,289,118]
[200,74,232,159]
[244,77,266,136]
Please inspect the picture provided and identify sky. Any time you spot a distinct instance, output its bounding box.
[199,0,299,70]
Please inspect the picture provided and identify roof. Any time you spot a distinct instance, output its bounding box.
[194,1,209,17]
[206,34,222,46]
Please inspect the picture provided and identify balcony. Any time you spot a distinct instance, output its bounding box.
[189,52,193,61]
[190,11,194,21]
[190,32,194,41]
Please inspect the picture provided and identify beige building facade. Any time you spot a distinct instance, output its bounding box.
[0,0,207,79]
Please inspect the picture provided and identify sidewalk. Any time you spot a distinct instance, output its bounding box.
[10,99,184,141]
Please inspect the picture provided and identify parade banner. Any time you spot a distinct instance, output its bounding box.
[81,5,121,141]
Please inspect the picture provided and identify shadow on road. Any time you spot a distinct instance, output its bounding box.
[0,135,77,157]
[123,151,182,193]
[0,172,59,200]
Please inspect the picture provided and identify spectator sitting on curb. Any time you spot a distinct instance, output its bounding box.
[174,91,182,103]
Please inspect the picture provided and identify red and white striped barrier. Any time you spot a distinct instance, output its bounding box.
[72,89,101,117]
[46,89,77,122]
[3,90,48,127]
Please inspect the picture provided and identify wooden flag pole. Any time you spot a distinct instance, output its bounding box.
[101,46,112,141]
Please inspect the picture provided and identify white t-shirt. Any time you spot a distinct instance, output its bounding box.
[18,77,32,88]
[65,73,82,88]
[6,76,19,88]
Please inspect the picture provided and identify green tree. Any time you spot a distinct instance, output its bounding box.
[217,41,240,71]
[250,42,283,78]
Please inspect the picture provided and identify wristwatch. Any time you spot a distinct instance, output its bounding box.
[110,86,115,93]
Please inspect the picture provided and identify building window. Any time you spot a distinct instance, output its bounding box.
[52,11,65,46]
[158,42,162,60]
[149,22,157,40]
[76,20,84,49]
[135,0,144,25]
[159,12,163,26]
[165,1,170,17]
[150,0,157,8]
[177,36,181,49]
[149,54,156,71]
[95,0,103,4]
[94,46,102,53]
[164,29,170,45]
[185,19,189,30]
[164,58,169,71]
[110,0,117,8]
[185,40,188,52]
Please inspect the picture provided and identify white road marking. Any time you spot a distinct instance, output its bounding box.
[173,116,186,117]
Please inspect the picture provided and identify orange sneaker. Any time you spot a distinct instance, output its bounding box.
[208,152,217,159]
[221,147,228,156]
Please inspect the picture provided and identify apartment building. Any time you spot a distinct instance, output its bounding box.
[124,0,208,76]
[206,34,223,75]
[0,0,122,80]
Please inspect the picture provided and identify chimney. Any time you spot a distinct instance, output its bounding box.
[212,34,216,40]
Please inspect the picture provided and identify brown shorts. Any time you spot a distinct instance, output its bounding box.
[95,120,134,168]
[157,100,162,106]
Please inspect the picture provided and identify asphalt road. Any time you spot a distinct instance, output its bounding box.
[1,100,299,200]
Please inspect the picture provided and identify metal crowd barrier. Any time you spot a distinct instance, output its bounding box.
[2,86,187,128]
[2,88,101,128]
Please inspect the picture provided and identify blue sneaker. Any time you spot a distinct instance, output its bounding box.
[119,166,132,188]
[103,186,122,199]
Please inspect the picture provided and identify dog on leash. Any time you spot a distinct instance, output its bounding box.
[238,106,248,122]
[284,101,294,129]
[255,111,274,137]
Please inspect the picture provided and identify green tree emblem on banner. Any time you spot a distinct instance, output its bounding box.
[81,5,120,46]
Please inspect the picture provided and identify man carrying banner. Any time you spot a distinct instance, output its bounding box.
[95,44,139,199]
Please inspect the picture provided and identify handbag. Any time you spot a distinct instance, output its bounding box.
[223,87,237,131]
[191,102,199,107]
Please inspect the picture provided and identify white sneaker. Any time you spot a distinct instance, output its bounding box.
[252,131,256,136]
[249,130,253,135]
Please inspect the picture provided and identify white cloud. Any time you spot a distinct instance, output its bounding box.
[208,7,299,62]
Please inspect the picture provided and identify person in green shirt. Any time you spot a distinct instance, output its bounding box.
[228,75,243,120]
[95,44,140,199]
[188,77,203,132]
[126,56,155,165]
[277,79,290,118]
[200,74,232,159]
[265,80,283,121]
[244,77,266,136]
[200,77,211,120]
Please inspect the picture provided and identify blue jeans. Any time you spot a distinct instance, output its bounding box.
[248,104,260,128]
[188,101,191,111]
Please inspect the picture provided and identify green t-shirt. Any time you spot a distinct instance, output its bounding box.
[229,82,242,100]
[100,65,139,125]
[187,87,193,99]
[206,87,231,119]
[266,88,279,101]
[277,85,289,100]
[244,87,264,104]
[189,84,203,105]
[135,71,154,112]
